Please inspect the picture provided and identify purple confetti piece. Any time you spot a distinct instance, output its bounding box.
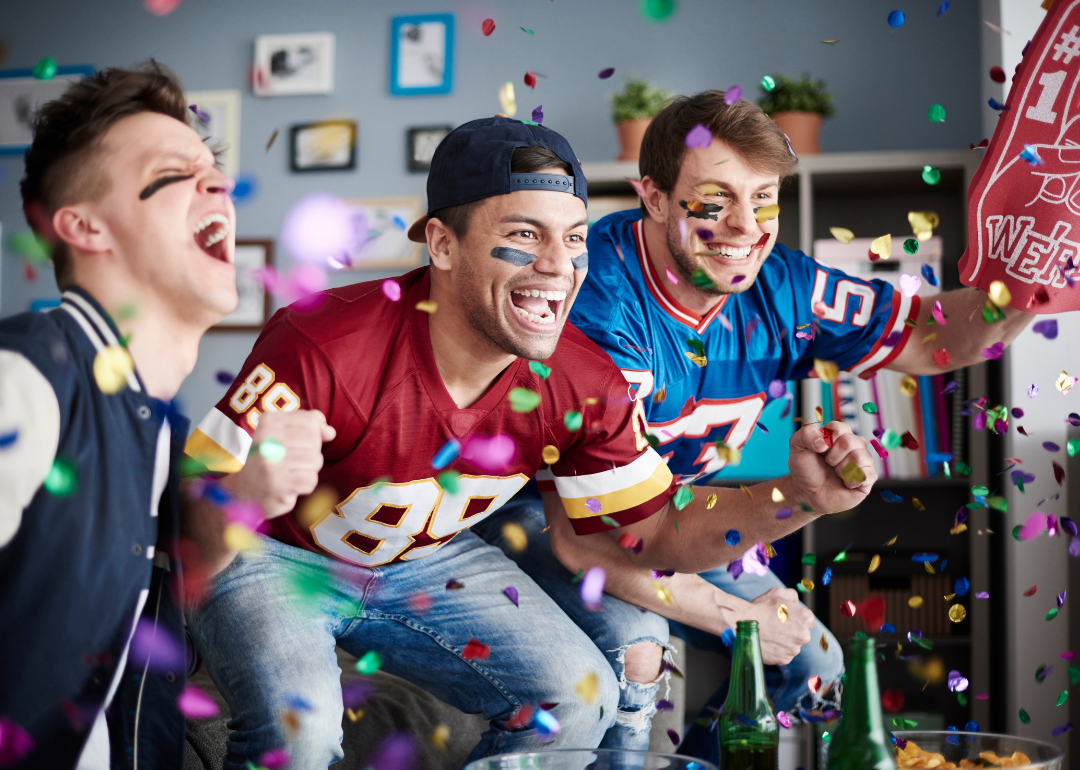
[731,275,746,285]
[585,497,602,513]
[976,591,990,599]
[775,507,792,519]
[779,393,792,418]
[1053,722,1074,738]
[532,105,543,124]
[651,569,674,579]
[1011,470,1036,486]
[1044,441,1061,452]
[503,586,519,607]
[342,677,375,709]
[947,670,969,692]
[0,718,34,765]
[188,104,209,122]
[1012,407,1025,418]
[1071,538,1080,558]
[941,380,959,395]
[695,228,713,240]
[777,710,792,728]
[581,566,605,610]
[981,341,1004,360]
[685,124,712,149]
[1066,413,1080,427]
[881,330,904,348]
[598,67,615,79]
[727,558,744,580]
[1037,665,1054,681]
[382,279,402,301]
[367,732,418,770]
[1059,590,1067,608]
[215,370,235,385]
[656,699,675,711]
[724,85,742,105]
[667,728,680,745]
[1063,517,1078,537]
[1032,319,1058,339]
[767,379,787,398]
[129,618,185,673]
[1029,383,1039,398]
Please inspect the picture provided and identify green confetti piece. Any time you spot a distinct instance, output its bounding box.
[801,553,817,566]
[691,268,716,289]
[956,692,968,706]
[43,457,77,496]
[944,461,952,479]
[7,231,53,263]
[437,471,460,494]
[1067,439,1080,457]
[892,718,919,729]
[1068,665,1080,684]
[1036,665,1050,682]
[600,515,619,528]
[982,303,1006,323]
[646,434,660,447]
[927,104,946,123]
[1047,608,1059,621]
[972,485,989,496]
[795,582,808,593]
[1012,525,1023,541]
[822,731,831,743]
[356,650,383,675]
[564,410,583,431]
[529,361,552,379]
[509,387,541,412]
[673,485,694,510]
[258,438,286,463]
[571,569,585,584]
[922,165,941,185]
[1017,478,1025,493]
[954,462,972,476]
[1019,708,1031,724]
[833,550,848,562]
[639,0,676,22]
[520,27,534,34]
[674,518,679,533]
[1057,690,1069,706]
[290,563,334,601]
[685,338,705,357]
[903,238,920,255]
[862,402,878,413]
[33,56,57,80]
[914,636,934,650]
[760,75,776,92]
[881,429,901,450]
[987,496,1008,512]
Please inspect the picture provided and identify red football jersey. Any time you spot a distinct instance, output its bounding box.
[185,268,676,567]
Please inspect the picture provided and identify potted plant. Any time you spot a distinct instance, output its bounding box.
[758,73,835,155]
[611,77,670,161]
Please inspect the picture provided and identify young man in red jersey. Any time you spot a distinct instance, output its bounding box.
[181,117,877,768]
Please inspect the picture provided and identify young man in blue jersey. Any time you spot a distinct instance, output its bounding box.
[0,62,238,769]
[477,89,1034,760]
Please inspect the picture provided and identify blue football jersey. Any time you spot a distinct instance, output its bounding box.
[573,210,921,484]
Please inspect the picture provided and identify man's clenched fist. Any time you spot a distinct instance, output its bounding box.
[226,410,336,518]
[788,420,876,514]
[745,587,815,666]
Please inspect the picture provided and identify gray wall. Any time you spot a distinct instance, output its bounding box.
[0,0,985,424]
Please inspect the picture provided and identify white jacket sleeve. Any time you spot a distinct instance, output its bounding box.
[0,350,61,547]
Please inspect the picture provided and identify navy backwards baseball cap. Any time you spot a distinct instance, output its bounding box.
[407,116,587,243]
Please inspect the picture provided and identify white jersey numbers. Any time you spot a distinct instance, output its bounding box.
[228,363,300,429]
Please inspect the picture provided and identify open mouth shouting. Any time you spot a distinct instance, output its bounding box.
[699,233,770,268]
[509,287,568,330]
[194,213,231,263]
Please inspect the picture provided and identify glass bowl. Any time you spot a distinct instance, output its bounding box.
[463,749,717,770]
[892,731,1064,769]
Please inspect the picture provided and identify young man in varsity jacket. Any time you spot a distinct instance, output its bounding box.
[0,61,239,769]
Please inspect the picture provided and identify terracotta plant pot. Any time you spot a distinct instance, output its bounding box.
[771,111,822,155]
[616,118,652,161]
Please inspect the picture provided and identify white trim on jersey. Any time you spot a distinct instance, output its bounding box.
[193,407,253,468]
[549,448,666,500]
[849,291,915,378]
[63,292,142,392]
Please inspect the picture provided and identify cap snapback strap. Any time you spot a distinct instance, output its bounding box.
[509,172,575,195]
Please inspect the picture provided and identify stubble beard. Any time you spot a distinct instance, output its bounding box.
[665,214,725,297]
[458,260,560,362]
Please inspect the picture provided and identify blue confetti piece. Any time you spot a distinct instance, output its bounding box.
[955,577,970,596]
[756,421,769,435]
[284,694,312,711]
[431,439,461,469]
[988,97,1007,111]
[965,721,980,732]
[204,483,231,507]
[735,713,758,726]
[926,451,954,463]
[880,489,903,503]
[937,0,949,16]
[215,370,235,386]
[392,215,407,231]
[887,9,905,27]
[921,263,938,286]
[822,566,832,585]
[534,708,560,736]
[721,628,735,647]
[880,623,895,634]
[532,105,544,123]
[0,429,18,450]
[912,553,939,563]
[725,529,741,547]
[940,559,947,571]
[1020,144,1044,166]
[230,174,258,204]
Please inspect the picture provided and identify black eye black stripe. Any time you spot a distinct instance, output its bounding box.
[139,174,195,200]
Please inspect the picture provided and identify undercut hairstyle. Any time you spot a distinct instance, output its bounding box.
[430,145,575,240]
[20,60,190,289]
[639,90,799,211]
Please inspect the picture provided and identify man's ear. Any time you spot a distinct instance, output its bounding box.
[638,175,669,224]
[426,217,456,272]
[52,204,111,255]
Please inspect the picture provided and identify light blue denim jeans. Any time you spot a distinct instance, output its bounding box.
[186,530,621,769]
[476,498,844,759]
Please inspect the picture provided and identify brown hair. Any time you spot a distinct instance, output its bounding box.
[20,60,190,289]
[431,145,574,239]
[639,90,798,205]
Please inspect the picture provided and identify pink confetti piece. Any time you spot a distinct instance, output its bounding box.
[598,67,615,79]
[381,279,401,301]
[585,497,602,513]
[0,718,34,765]
[259,749,291,770]
[503,586,519,606]
[177,684,220,719]
[665,268,679,285]
[130,619,185,673]
[777,710,792,728]
[581,565,605,610]
[460,434,516,473]
[724,85,742,105]
[899,273,922,297]
[1019,511,1048,541]
[931,300,947,325]
[684,124,712,149]
[143,0,182,15]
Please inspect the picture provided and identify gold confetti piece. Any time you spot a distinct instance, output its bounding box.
[870,234,892,260]
[820,634,829,651]
[93,345,133,394]
[800,578,815,591]
[814,405,823,423]
[948,603,967,623]
[765,542,776,558]
[988,280,1011,308]
[840,460,866,484]
[715,442,741,465]
[502,522,528,552]
[829,227,854,243]
[908,595,924,609]
[908,211,940,241]
[822,39,837,44]
[698,183,721,195]
[685,199,704,213]
[813,358,839,383]
[345,707,364,722]
[652,385,667,403]
[542,445,560,465]
[899,375,918,397]
[924,562,936,574]
[431,724,450,748]
[283,710,301,732]
[740,484,753,500]
[223,523,261,552]
[583,397,598,405]
[539,524,552,534]
[498,81,517,117]
[869,554,881,573]
[772,487,785,503]
[576,672,599,703]
[685,352,708,367]
[415,300,438,314]
[950,522,968,535]
[653,581,673,606]
[296,487,337,528]
[921,332,938,344]
[265,129,279,152]
[706,493,718,509]
[944,593,956,601]
[777,604,789,622]
[1056,371,1076,394]
[754,204,780,223]
[912,498,924,511]
[886,535,898,546]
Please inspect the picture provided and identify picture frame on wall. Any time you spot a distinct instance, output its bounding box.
[0,65,94,154]
[389,14,454,96]
[342,197,423,269]
[253,33,335,96]
[213,239,273,331]
[406,125,451,172]
[185,89,241,179]
[290,120,357,172]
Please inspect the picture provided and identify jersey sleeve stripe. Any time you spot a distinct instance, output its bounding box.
[551,449,666,498]
[183,408,252,473]
[849,292,921,379]
[556,450,674,519]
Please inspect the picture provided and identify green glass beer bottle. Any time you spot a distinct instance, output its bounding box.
[825,634,896,770]
[719,620,778,769]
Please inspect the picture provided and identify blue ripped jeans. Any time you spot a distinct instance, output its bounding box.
[475,499,844,761]
[187,531,621,769]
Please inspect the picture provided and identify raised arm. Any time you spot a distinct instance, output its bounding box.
[886,287,1032,375]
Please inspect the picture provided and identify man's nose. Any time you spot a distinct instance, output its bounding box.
[198,168,235,197]
[726,199,758,233]
[532,240,576,277]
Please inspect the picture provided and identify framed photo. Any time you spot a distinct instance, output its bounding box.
[213,239,273,331]
[290,120,357,172]
[0,65,94,155]
[342,197,423,269]
[253,33,335,96]
[390,14,454,96]
[407,125,451,172]
[185,89,241,179]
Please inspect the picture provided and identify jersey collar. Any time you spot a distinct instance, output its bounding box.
[632,218,728,334]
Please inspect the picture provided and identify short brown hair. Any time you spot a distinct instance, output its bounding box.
[20,60,190,289]
[430,144,574,239]
[639,90,798,201]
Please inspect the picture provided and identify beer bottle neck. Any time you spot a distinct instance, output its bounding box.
[726,621,771,710]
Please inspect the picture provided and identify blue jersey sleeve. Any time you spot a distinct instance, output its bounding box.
[784,247,921,380]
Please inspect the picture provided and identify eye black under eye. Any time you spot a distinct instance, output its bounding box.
[139,173,195,200]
